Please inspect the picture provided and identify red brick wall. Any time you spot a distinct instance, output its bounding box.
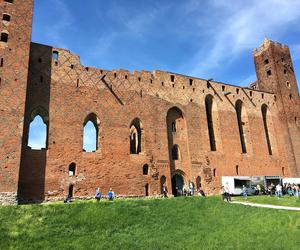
[0,0,33,203]
[1,2,299,204]
[17,40,299,202]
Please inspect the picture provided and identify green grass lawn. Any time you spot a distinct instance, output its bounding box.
[0,197,299,250]
[233,195,300,207]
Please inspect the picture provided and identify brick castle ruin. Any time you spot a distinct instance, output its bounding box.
[0,0,299,204]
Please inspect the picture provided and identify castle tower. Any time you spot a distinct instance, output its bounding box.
[254,39,300,177]
[0,0,34,204]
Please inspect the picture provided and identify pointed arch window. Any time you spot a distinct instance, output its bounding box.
[27,106,49,150]
[83,113,100,152]
[205,95,217,151]
[143,164,149,175]
[130,118,143,154]
[261,104,272,155]
[68,162,76,176]
[235,100,247,154]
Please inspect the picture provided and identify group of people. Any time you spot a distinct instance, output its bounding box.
[261,183,300,197]
[95,187,115,202]
[220,186,231,202]
[162,183,206,198]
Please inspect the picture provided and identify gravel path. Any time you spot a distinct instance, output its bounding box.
[231,201,300,211]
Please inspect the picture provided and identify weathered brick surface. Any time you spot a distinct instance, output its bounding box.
[0,0,33,204]
[0,2,299,204]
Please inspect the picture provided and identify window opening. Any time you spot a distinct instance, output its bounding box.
[28,114,48,149]
[171,75,175,82]
[2,14,11,22]
[130,118,143,154]
[83,113,100,152]
[68,163,76,176]
[205,95,216,151]
[261,104,272,155]
[0,32,8,43]
[143,164,149,175]
[52,51,58,60]
[236,100,247,154]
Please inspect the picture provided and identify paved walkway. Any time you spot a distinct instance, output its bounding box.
[231,201,300,211]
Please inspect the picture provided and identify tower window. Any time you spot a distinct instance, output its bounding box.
[0,32,9,43]
[249,91,253,97]
[289,94,292,100]
[286,81,291,88]
[264,59,269,65]
[52,51,59,60]
[222,86,225,91]
[2,14,11,22]
[171,75,175,82]
[236,89,240,94]
[284,69,287,75]
[0,58,3,67]
[189,79,193,86]
[266,70,272,76]
[281,57,285,62]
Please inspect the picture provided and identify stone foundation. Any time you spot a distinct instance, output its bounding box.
[0,192,17,205]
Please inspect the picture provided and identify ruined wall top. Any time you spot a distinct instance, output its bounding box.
[253,38,289,56]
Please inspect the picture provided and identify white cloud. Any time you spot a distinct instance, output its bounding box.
[184,0,300,77]
[45,0,75,48]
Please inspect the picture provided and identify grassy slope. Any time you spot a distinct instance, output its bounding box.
[0,197,299,250]
[233,195,300,207]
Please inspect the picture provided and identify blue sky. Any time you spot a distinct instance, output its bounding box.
[29,0,300,150]
[32,0,300,86]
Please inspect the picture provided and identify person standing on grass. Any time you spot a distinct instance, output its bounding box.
[242,185,248,199]
[95,187,101,202]
[162,184,168,198]
[225,185,231,202]
[275,184,282,198]
[108,188,114,201]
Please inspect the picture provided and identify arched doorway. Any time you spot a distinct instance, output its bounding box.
[160,175,166,194]
[172,173,184,197]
